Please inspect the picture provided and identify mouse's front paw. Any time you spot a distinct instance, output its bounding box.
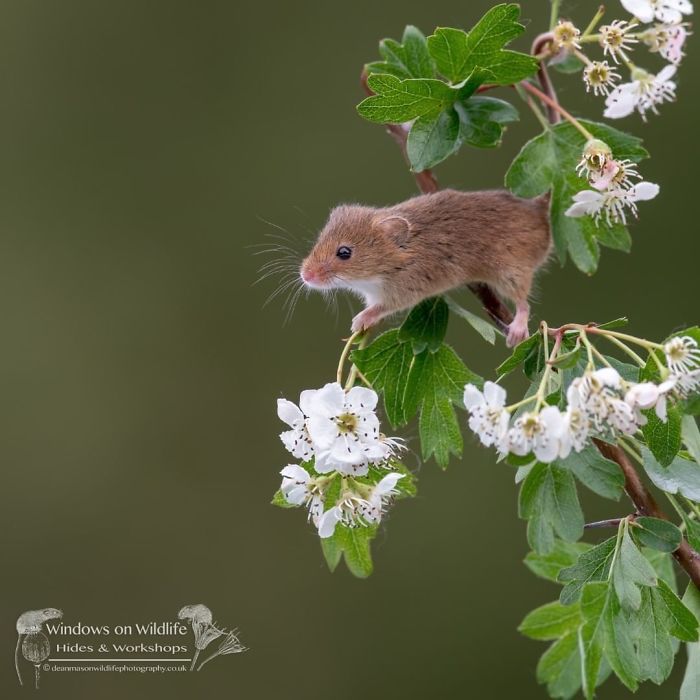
[351,306,384,333]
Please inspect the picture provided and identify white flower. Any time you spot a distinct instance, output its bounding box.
[570,368,640,436]
[641,22,689,63]
[621,0,693,24]
[304,383,395,475]
[559,388,590,457]
[277,392,316,460]
[505,406,565,463]
[625,379,676,421]
[604,65,677,120]
[279,464,324,524]
[583,61,622,96]
[565,182,660,225]
[553,20,582,50]
[674,369,700,397]
[576,139,614,179]
[599,20,639,63]
[316,473,403,538]
[357,473,404,524]
[464,382,510,448]
[664,336,700,373]
[589,159,641,191]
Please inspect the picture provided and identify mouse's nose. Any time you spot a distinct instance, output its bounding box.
[300,265,317,284]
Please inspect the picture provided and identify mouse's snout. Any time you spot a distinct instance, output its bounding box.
[300,258,333,289]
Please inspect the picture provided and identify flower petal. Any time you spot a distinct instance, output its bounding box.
[483,381,507,408]
[463,384,485,410]
[374,472,404,496]
[620,0,656,22]
[628,181,659,202]
[277,399,303,427]
[317,507,341,538]
[345,386,379,413]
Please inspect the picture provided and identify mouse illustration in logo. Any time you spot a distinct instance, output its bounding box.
[177,604,246,671]
[15,608,63,688]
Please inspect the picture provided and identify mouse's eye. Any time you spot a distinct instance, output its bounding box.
[336,246,352,260]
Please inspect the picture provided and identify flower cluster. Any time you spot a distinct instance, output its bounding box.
[566,138,659,225]
[552,0,691,119]
[276,382,404,538]
[464,335,700,464]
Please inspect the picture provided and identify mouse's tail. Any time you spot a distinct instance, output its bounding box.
[15,635,23,686]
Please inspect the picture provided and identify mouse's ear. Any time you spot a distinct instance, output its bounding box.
[375,215,411,246]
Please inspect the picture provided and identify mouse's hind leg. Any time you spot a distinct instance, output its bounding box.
[495,270,533,347]
[506,299,531,347]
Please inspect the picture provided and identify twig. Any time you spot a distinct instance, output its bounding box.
[530,33,561,124]
[594,439,700,589]
[585,516,630,529]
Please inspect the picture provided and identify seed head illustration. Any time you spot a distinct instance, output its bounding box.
[21,631,51,689]
[15,608,62,687]
[178,604,224,671]
[178,603,246,671]
[195,629,247,671]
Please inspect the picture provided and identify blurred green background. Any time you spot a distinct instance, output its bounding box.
[0,1,697,698]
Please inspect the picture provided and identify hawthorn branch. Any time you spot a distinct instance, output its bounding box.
[359,56,700,588]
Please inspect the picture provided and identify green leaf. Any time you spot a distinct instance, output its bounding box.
[444,295,496,344]
[603,592,641,691]
[524,540,591,582]
[604,355,640,383]
[271,489,295,508]
[558,447,624,500]
[644,547,678,591]
[641,445,700,502]
[597,317,629,330]
[320,534,343,572]
[426,5,538,84]
[656,578,699,642]
[519,462,584,555]
[366,25,436,80]
[505,120,648,273]
[536,631,582,699]
[455,96,518,148]
[642,404,682,467]
[579,582,608,699]
[404,344,481,468]
[558,536,617,605]
[520,600,581,641]
[357,74,464,124]
[612,525,657,611]
[335,525,377,578]
[399,296,449,353]
[684,516,700,552]
[496,333,539,377]
[681,583,700,700]
[682,414,700,465]
[632,586,677,683]
[406,109,460,171]
[357,69,489,124]
[633,516,683,553]
[351,330,415,427]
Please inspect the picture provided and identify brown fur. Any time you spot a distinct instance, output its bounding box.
[300,189,551,345]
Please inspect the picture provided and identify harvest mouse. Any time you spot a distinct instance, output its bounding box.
[15,608,63,686]
[300,189,551,346]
